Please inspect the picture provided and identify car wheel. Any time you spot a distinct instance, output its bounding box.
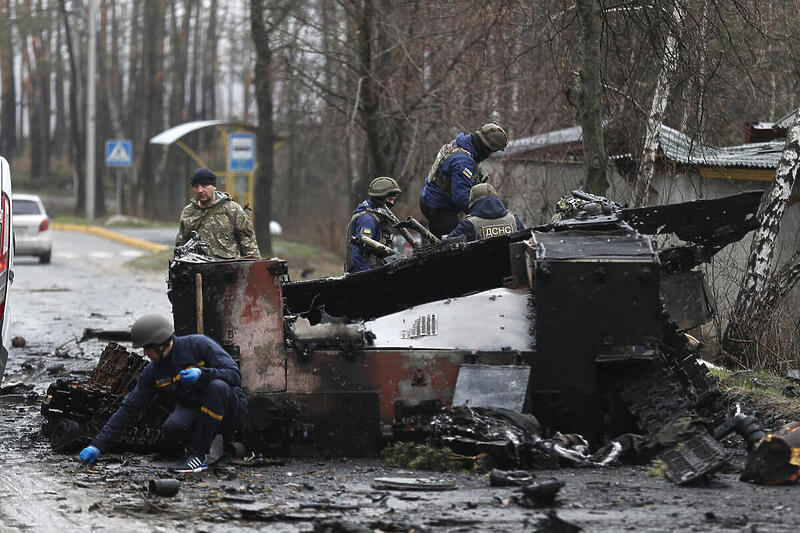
[40,250,51,264]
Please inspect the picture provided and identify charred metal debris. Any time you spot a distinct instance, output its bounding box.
[41,342,174,452]
[44,190,787,486]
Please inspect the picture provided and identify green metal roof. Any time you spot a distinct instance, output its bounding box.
[659,126,783,169]
[773,108,798,131]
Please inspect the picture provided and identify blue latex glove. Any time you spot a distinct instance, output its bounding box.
[180,367,202,384]
[79,445,100,464]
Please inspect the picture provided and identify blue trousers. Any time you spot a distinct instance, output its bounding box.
[160,379,247,455]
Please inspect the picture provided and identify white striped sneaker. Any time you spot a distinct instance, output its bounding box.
[169,453,207,473]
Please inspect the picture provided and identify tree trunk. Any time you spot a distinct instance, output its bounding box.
[139,0,165,215]
[722,109,800,367]
[59,0,84,212]
[250,0,274,255]
[575,0,607,195]
[52,17,66,156]
[0,0,17,159]
[631,3,685,207]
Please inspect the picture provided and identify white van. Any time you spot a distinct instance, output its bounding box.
[0,157,14,378]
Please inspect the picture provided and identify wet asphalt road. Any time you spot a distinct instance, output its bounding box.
[2,230,800,531]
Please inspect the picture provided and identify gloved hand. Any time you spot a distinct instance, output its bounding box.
[79,445,100,465]
[180,367,202,384]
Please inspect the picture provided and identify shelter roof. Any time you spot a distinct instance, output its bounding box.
[150,120,257,145]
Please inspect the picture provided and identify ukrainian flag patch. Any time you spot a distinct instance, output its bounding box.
[362,227,372,235]
[463,168,473,178]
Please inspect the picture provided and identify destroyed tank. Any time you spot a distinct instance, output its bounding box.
[165,190,761,471]
[42,189,762,482]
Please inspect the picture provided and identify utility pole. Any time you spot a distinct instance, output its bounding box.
[86,0,97,220]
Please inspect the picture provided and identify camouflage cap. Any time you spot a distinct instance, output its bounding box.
[368,176,401,198]
[469,182,498,208]
[475,123,508,152]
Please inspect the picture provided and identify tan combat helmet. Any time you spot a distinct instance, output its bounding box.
[469,182,498,208]
[475,123,508,152]
[368,176,402,198]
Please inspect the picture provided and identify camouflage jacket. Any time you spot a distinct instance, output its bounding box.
[175,192,261,260]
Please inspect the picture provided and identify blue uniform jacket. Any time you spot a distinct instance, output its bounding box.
[350,198,383,273]
[420,133,481,214]
[91,334,244,451]
[446,195,524,242]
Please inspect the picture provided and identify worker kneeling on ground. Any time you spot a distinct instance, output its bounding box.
[446,183,524,242]
[344,176,402,273]
[78,314,248,474]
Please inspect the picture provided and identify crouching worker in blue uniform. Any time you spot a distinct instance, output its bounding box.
[78,314,248,474]
[344,176,402,273]
[446,183,524,242]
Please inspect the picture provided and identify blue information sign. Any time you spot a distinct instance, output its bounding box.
[105,140,133,167]
[228,133,255,172]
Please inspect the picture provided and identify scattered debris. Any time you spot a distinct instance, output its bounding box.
[11,336,26,347]
[517,479,565,508]
[741,422,800,484]
[41,342,174,452]
[80,328,131,342]
[370,477,456,491]
[299,502,360,512]
[46,363,65,375]
[489,469,535,487]
[532,510,582,532]
[148,478,180,497]
[313,520,426,533]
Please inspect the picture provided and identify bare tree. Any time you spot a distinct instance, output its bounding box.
[630,2,685,207]
[569,0,608,195]
[250,0,276,255]
[722,110,800,367]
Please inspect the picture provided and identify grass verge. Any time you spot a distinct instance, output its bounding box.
[124,237,344,279]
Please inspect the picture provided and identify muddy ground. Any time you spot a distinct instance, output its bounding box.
[2,231,800,532]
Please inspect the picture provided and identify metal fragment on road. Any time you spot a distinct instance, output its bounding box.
[371,477,456,491]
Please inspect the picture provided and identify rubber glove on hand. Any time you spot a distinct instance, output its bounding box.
[79,445,100,464]
[180,368,202,384]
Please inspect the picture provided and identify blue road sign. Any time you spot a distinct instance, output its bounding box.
[228,133,255,172]
[105,140,133,167]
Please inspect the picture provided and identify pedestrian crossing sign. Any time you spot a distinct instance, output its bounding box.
[105,140,133,167]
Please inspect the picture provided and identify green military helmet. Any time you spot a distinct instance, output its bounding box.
[368,176,402,198]
[469,182,498,208]
[131,314,174,348]
[476,122,508,152]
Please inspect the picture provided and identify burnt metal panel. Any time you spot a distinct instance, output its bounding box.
[621,190,762,249]
[529,230,662,440]
[282,230,532,324]
[364,288,532,351]
[246,391,381,456]
[660,270,714,331]
[284,348,520,426]
[451,365,531,412]
[169,259,287,394]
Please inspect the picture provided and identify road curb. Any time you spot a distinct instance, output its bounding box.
[52,223,169,253]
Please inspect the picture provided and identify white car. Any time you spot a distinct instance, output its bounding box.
[13,193,51,264]
[0,157,14,377]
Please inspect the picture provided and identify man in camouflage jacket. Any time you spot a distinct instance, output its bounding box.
[174,168,261,260]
